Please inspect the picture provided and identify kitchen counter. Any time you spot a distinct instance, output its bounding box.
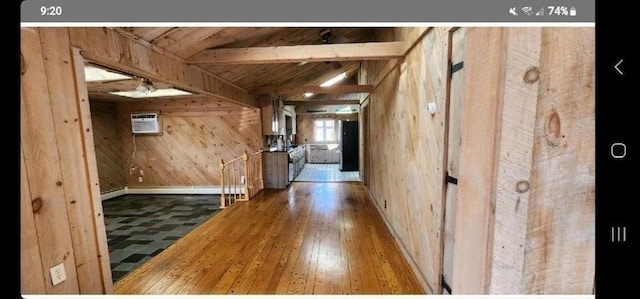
[306,144,340,163]
[262,151,289,189]
[264,144,305,153]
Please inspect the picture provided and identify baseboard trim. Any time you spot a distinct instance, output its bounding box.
[101,186,245,200]
[100,188,126,201]
[366,188,434,294]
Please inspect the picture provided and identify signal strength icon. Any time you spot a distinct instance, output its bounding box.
[535,7,544,16]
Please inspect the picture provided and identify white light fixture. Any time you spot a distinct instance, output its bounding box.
[304,92,314,98]
[84,66,130,82]
[335,106,356,114]
[320,72,347,87]
[109,88,192,99]
[135,77,156,93]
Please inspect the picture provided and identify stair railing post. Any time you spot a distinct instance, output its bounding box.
[219,159,226,209]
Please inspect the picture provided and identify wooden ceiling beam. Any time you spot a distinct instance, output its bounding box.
[254,85,374,95]
[284,100,360,105]
[187,41,406,65]
[68,28,257,108]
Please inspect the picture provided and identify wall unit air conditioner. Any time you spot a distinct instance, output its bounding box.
[130,112,160,134]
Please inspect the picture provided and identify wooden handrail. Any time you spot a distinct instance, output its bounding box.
[219,150,264,209]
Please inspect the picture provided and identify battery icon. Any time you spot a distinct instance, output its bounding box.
[569,7,577,16]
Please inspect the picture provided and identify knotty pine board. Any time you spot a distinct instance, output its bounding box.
[90,101,126,194]
[365,27,451,293]
[21,27,112,294]
[117,97,262,187]
[522,27,595,294]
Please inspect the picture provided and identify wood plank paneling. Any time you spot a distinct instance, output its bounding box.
[442,28,466,290]
[364,27,451,293]
[90,101,125,193]
[39,28,111,293]
[21,27,81,294]
[113,183,424,294]
[452,27,594,294]
[523,27,595,294]
[295,114,358,145]
[488,28,542,294]
[117,97,262,187]
[21,27,112,294]
[70,47,114,293]
[452,27,507,294]
[21,147,47,293]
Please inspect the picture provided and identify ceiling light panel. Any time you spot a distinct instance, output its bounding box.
[109,88,192,99]
[84,66,131,82]
[320,72,347,87]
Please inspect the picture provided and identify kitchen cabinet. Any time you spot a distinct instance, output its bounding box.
[306,144,339,163]
[260,96,285,135]
[263,151,288,189]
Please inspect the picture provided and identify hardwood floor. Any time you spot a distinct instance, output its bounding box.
[113,182,424,294]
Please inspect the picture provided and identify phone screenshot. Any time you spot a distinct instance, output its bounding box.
[20,0,630,298]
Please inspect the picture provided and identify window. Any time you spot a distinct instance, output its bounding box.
[314,120,335,142]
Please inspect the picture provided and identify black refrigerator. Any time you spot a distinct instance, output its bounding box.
[338,120,359,171]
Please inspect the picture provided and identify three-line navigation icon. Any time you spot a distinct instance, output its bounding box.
[611,226,627,242]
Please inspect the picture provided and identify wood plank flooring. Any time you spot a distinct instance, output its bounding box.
[113,182,424,294]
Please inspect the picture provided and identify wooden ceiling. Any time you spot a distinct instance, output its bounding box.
[87,27,390,110]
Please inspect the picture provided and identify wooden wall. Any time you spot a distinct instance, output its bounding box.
[90,101,125,193]
[362,27,450,293]
[452,27,595,295]
[363,27,595,295]
[522,28,594,293]
[295,113,358,144]
[20,28,261,295]
[117,97,262,187]
[21,28,112,294]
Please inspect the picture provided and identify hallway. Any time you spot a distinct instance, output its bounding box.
[114,182,423,294]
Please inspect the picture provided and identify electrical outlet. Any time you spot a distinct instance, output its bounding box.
[240,175,246,184]
[50,263,66,286]
[138,176,143,182]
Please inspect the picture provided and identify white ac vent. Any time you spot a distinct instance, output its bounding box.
[130,112,160,134]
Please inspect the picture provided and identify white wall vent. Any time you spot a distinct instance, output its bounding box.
[130,112,160,134]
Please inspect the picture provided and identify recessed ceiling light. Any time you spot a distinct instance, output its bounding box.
[84,66,130,82]
[304,92,314,98]
[109,88,192,99]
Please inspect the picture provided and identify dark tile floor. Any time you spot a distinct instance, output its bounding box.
[102,194,221,283]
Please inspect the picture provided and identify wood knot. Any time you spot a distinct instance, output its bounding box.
[56,181,63,186]
[32,197,43,213]
[516,181,530,193]
[524,67,540,84]
[20,52,26,75]
[545,111,562,147]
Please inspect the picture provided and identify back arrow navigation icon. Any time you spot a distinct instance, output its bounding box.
[614,59,624,75]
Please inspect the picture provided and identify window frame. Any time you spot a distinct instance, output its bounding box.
[313,119,336,142]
